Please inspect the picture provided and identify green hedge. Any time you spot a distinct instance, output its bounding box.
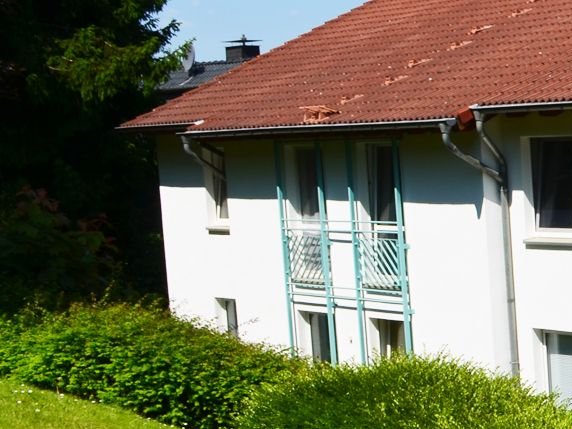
[0,304,301,428]
[237,355,572,429]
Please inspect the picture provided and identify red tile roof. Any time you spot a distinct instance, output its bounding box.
[122,0,572,132]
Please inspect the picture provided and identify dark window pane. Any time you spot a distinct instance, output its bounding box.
[296,148,320,219]
[368,146,396,222]
[310,312,331,362]
[532,140,572,228]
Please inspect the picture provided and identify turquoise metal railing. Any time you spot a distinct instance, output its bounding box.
[287,229,324,286]
[275,139,413,365]
[284,221,404,295]
[357,228,402,293]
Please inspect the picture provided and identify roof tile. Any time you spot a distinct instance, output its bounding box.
[122,0,572,131]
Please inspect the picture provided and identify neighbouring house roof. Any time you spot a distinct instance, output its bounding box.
[158,60,244,94]
[121,0,572,132]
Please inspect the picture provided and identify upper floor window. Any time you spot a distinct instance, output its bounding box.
[201,146,229,232]
[367,145,396,223]
[531,138,572,229]
[295,147,320,219]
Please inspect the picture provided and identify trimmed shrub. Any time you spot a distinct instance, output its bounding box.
[237,355,572,429]
[0,303,302,428]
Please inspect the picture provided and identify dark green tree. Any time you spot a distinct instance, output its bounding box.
[0,0,189,312]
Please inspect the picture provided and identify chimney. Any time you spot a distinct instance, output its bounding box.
[225,35,260,62]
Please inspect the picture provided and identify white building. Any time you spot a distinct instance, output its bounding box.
[122,0,572,401]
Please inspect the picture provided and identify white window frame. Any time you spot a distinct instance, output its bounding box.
[203,147,230,233]
[521,136,572,246]
[543,330,572,403]
[297,309,333,362]
[367,313,405,360]
[530,138,572,230]
[284,144,321,223]
[283,144,324,284]
[215,298,238,337]
[354,140,397,228]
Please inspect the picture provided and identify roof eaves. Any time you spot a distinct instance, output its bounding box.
[470,100,572,114]
[180,117,458,139]
[116,120,199,133]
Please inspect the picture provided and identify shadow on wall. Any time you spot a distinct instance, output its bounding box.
[400,130,485,219]
[156,131,487,217]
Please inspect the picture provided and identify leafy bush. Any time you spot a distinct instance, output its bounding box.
[237,355,572,429]
[0,303,301,428]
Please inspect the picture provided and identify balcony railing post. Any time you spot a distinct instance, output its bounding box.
[345,140,367,364]
[314,140,338,365]
[392,138,414,354]
[274,140,296,356]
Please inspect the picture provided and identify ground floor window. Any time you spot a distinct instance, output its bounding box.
[215,298,238,337]
[546,332,572,402]
[369,318,405,358]
[299,311,332,362]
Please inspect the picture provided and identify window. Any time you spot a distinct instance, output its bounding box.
[203,147,229,231]
[289,147,324,284]
[367,145,396,223]
[300,311,333,362]
[531,139,572,229]
[215,298,238,336]
[295,147,320,219]
[546,332,572,402]
[369,318,404,358]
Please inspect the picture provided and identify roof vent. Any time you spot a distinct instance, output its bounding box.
[300,105,340,123]
[509,8,532,18]
[224,35,261,62]
[467,24,493,35]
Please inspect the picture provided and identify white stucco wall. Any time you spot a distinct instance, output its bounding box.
[157,136,290,346]
[487,112,572,391]
[155,112,572,392]
[399,131,511,372]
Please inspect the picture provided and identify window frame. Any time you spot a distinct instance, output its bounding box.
[283,144,322,222]
[544,330,572,403]
[203,146,230,233]
[297,309,334,362]
[367,315,405,360]
[366,144,397,224]
[522,136,572,246]
[215,297,238,337]
[530,137,572,231]
[353,140,398,228]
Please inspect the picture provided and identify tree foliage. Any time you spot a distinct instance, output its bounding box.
[0,187,116,311]
[0,0,188,308]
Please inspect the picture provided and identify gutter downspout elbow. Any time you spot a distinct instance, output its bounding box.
[182,135,203,164]
[474,111,508,188]
[180,135,226,181]
[439,122,503,184]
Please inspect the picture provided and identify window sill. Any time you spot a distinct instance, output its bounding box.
[524,236,572,248]
[206,225,230,235]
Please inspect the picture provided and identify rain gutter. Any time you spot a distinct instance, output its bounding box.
[470,101,572,114]
[439,113,520,377]
[177,118,457,139]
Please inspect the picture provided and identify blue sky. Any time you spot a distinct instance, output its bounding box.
[158,0,366,62]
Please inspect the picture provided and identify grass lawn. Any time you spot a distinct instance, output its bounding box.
[0,378,168,429]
